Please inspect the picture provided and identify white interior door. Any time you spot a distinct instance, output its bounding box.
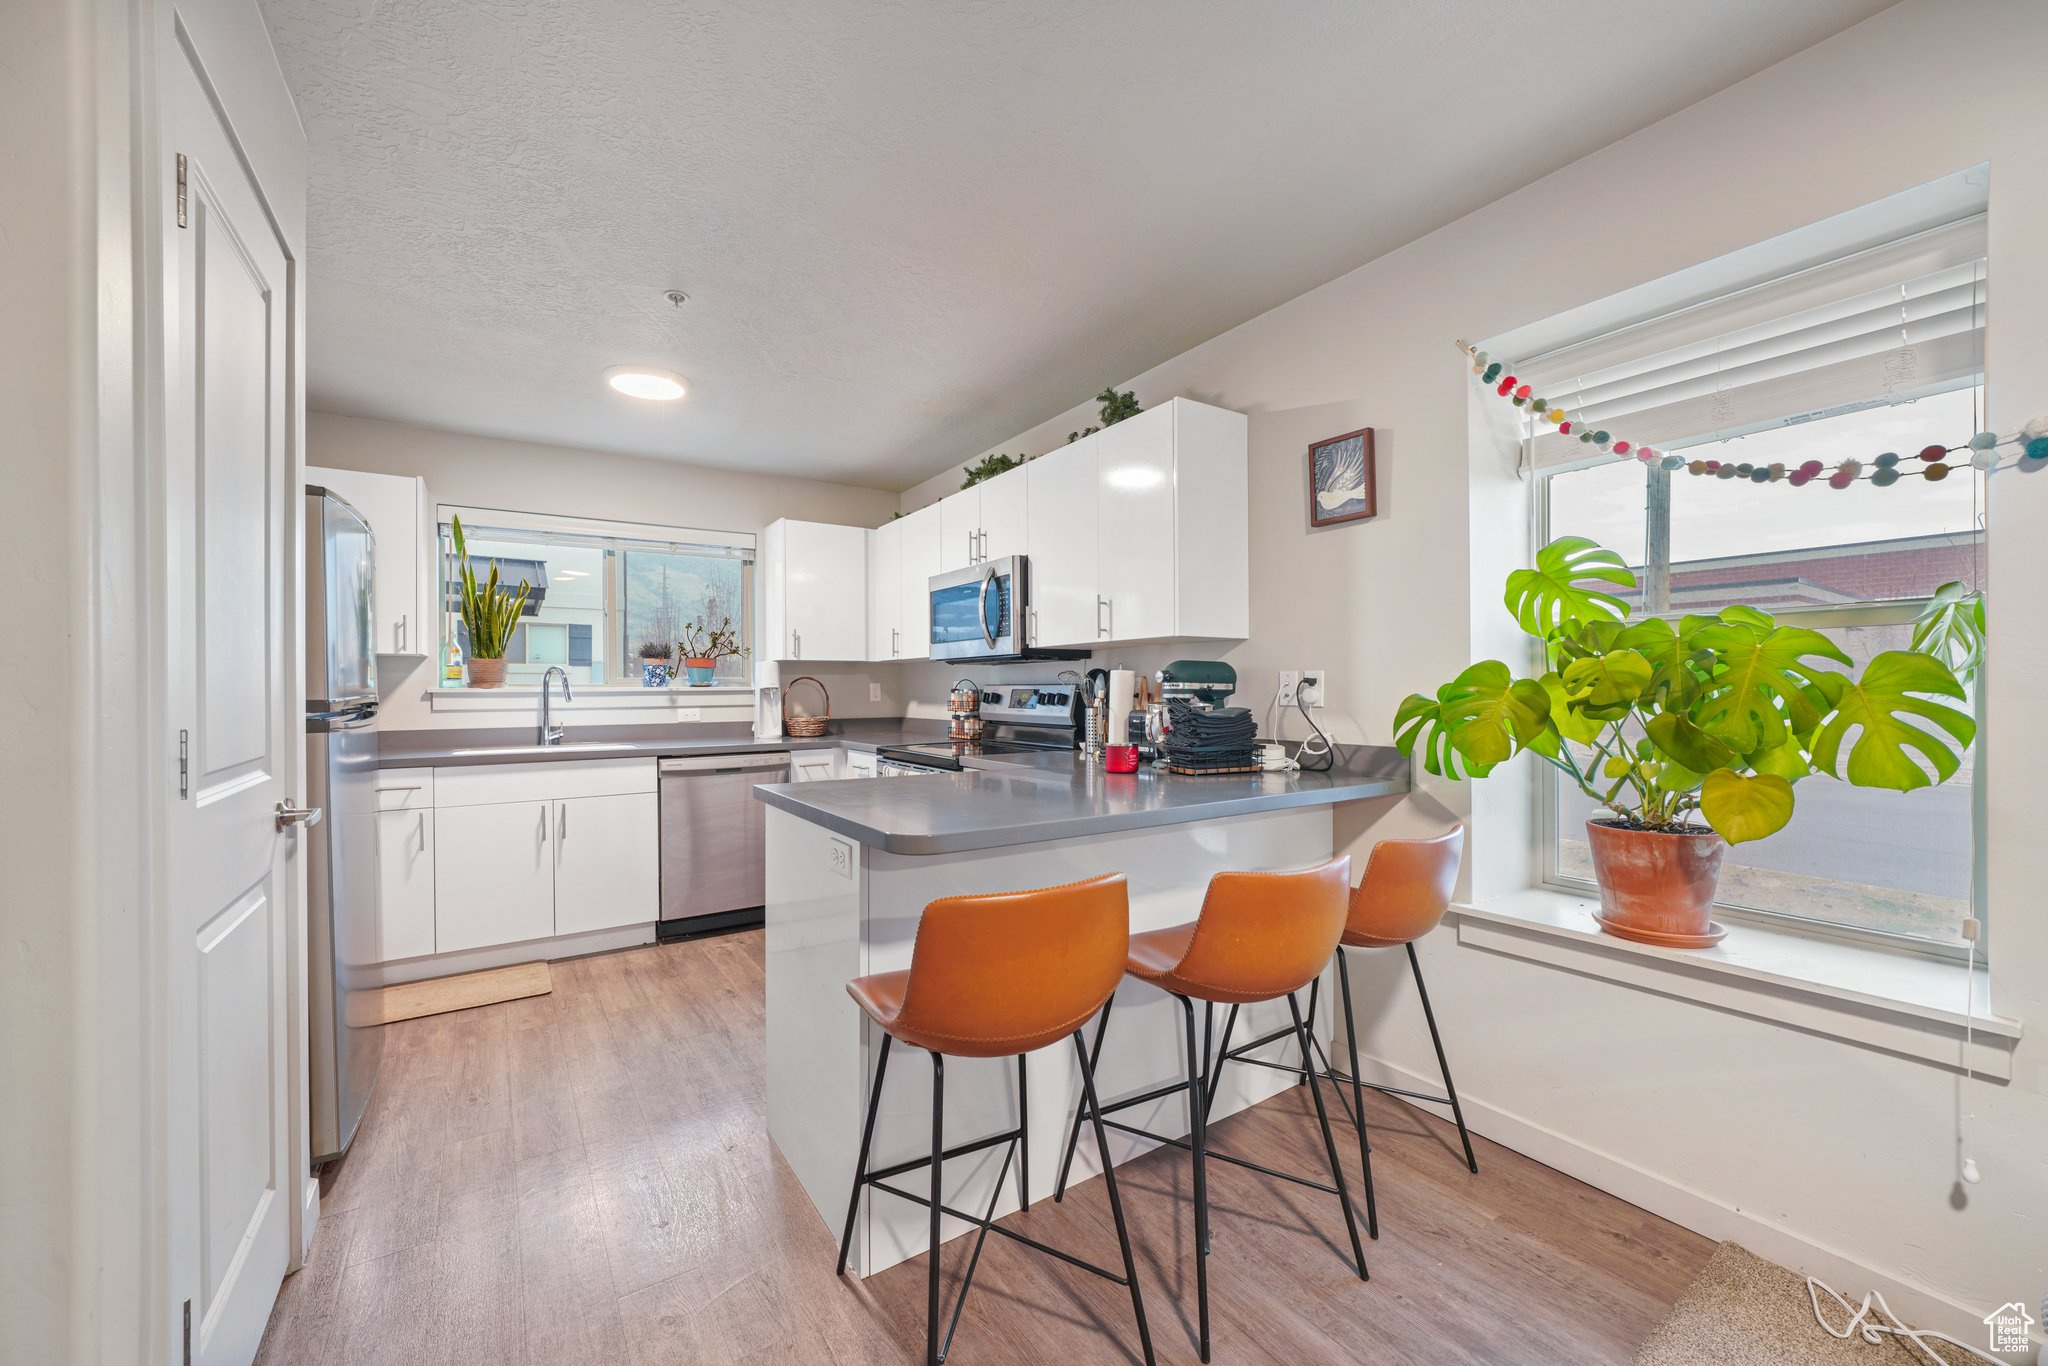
[162,32,300,1366]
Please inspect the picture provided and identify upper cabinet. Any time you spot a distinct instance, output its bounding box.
[1026,397,1248,647]
[1025,436,1102,648]
[895,504,943,660]
[761,519,868,662]
[866,517,903,661]
[306,466,433,657]
[936,465,1029,573]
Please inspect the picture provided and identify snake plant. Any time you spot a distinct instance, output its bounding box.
[1393,536,1977,844]
[449,515,532,659]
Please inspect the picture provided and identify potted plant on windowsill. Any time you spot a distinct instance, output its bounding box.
[451,515,532,689]
[1392,537,1977,947]
[677,616,747,687]
[637,640,672,688]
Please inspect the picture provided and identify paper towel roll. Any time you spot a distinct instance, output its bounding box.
[1108,668,1137,747]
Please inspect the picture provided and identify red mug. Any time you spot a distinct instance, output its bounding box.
[1105,744,1140,774]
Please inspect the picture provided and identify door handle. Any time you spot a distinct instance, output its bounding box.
[1096,596,1109,639]
[418,812,428,853]
[1027,604,1037,647]
[891,626,899,657]
[979,571,1000,647]
[978,529,989,561]
[539,807,548,845]
[792,631,800,659]
[558,802,567,842]
[397,613,408,653]
[275,799,323,830]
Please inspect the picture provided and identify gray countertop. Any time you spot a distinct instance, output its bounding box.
[754,746,1412,854]
[377,717,948,768]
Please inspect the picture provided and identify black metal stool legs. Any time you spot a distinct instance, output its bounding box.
[1016,1054,1030,1212]
[1409,943,1478,1174]
[1073,1031,1156,1366]
[837,1033,894,1276]
[836,1030,1155,1366]
[1052,997,1114,1202]
[1333,948,1379,1238]
[1179,996,1212,1362]
[1285,993,1368,1282]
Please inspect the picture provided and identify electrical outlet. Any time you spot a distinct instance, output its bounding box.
[1278,670,1301,707]
[1298,669,1327,708]
[869,682,882,702]
[673,707,701,722]
[827,837,853,879]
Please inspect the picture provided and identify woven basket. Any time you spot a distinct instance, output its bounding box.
[783,675,831,737]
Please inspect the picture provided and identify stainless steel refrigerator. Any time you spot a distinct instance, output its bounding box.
[305,487,384,1162]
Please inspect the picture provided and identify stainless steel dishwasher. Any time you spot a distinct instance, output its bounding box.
[658,751,791,941]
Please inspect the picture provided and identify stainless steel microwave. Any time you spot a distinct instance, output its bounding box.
[929,556,1026,662]
[926,555,1091,663]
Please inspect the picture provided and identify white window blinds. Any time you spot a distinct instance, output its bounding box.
[1520,215,1986,471]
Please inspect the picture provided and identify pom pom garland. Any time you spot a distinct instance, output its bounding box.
[1455,338,2048,491]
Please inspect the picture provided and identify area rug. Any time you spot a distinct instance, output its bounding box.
[1634,1243,1933,1365]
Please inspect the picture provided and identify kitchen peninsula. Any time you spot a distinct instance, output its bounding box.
[756,748,1409,1275]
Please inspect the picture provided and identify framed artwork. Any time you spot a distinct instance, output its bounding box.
[1307,427,1376,527]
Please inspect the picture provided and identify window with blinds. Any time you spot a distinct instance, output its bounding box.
[1521,215,1986,473]
[1524,216,1986,958]
[437,507,756,688]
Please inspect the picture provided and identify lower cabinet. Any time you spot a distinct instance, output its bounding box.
[789,750,840,783]
[843,748,878,779]
[552,792,659,936]
[374,807,439,961]
[434,799,557,954]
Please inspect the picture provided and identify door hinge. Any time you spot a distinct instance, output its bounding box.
[178,729,190,799]
[175,153,188,228]
[182,1298,192,1365]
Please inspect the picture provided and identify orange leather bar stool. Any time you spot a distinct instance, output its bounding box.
[1050,858,1365,1364]
[1224,826,1472,1241]
[835,874,1153,1366]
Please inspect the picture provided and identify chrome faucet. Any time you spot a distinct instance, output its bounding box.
[540,666,572,745]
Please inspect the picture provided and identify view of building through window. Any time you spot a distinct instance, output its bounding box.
[442,517,752,688]
[1542,389,1984,949]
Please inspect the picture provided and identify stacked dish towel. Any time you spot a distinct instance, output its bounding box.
[1164,702,1259,771]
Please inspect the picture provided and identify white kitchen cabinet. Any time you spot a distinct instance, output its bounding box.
[1025,435,1101,647]
[433,799,557,954]
[761,518,868,662]
[551,792,658,936]
[844,748,878,779]
[866,521,903,661]
[790,750,840,783]
[937,469,1027,572]
[896,503,943,660]
[939,488,982,573]
[307,465,433,657]
[1025,398,1248,647]
[375,807,439,961]
[1096,405,1178,642]
[977,468,1028,562]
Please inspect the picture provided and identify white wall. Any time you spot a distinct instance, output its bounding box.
[903,1,2048,1342]
[307,412,912,730]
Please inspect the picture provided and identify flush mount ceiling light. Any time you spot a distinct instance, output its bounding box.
[604,365,688,401]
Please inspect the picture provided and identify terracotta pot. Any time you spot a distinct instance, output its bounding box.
[1584,819,1728,948]
[466,656,507,689]
[682,656,718,687]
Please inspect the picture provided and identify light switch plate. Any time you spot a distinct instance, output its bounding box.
[827,837,854,879]
[1277,671,1301,707]
[869,682,882,702]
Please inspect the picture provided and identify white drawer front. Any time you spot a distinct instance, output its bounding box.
[374,767,435,810]
[432,757,658,807]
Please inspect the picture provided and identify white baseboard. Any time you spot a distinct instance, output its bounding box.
[368,922,655,986]
[1349,1051,2037,1355]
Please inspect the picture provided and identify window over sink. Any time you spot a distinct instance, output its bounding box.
[437,506,754,689]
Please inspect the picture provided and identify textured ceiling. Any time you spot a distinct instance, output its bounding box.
[263,0,1894,490]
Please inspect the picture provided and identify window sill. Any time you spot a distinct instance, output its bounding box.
[1451,889,2020,1078]
[425,685,754,713]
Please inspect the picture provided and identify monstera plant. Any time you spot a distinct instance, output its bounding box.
[1393,537,1977,946]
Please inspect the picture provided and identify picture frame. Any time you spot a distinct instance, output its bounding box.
[1307,427,1376,527]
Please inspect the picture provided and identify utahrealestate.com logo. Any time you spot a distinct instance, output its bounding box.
[1981,1301,2034,1354]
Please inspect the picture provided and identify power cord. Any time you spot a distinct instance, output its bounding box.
[1806,1275,2004,1364]
[1293,677,1335,772]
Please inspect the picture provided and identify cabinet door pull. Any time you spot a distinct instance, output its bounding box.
[792,630,801,659]
[397,613,408,653]
[539,807,549,844]
[558,802,567,842]
[417,812,428,853]
[891,626,899,657]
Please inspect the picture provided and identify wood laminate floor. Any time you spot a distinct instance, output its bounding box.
[256,932,1713,1365]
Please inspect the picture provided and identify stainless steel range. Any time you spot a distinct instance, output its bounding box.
[876,683,1080,773]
